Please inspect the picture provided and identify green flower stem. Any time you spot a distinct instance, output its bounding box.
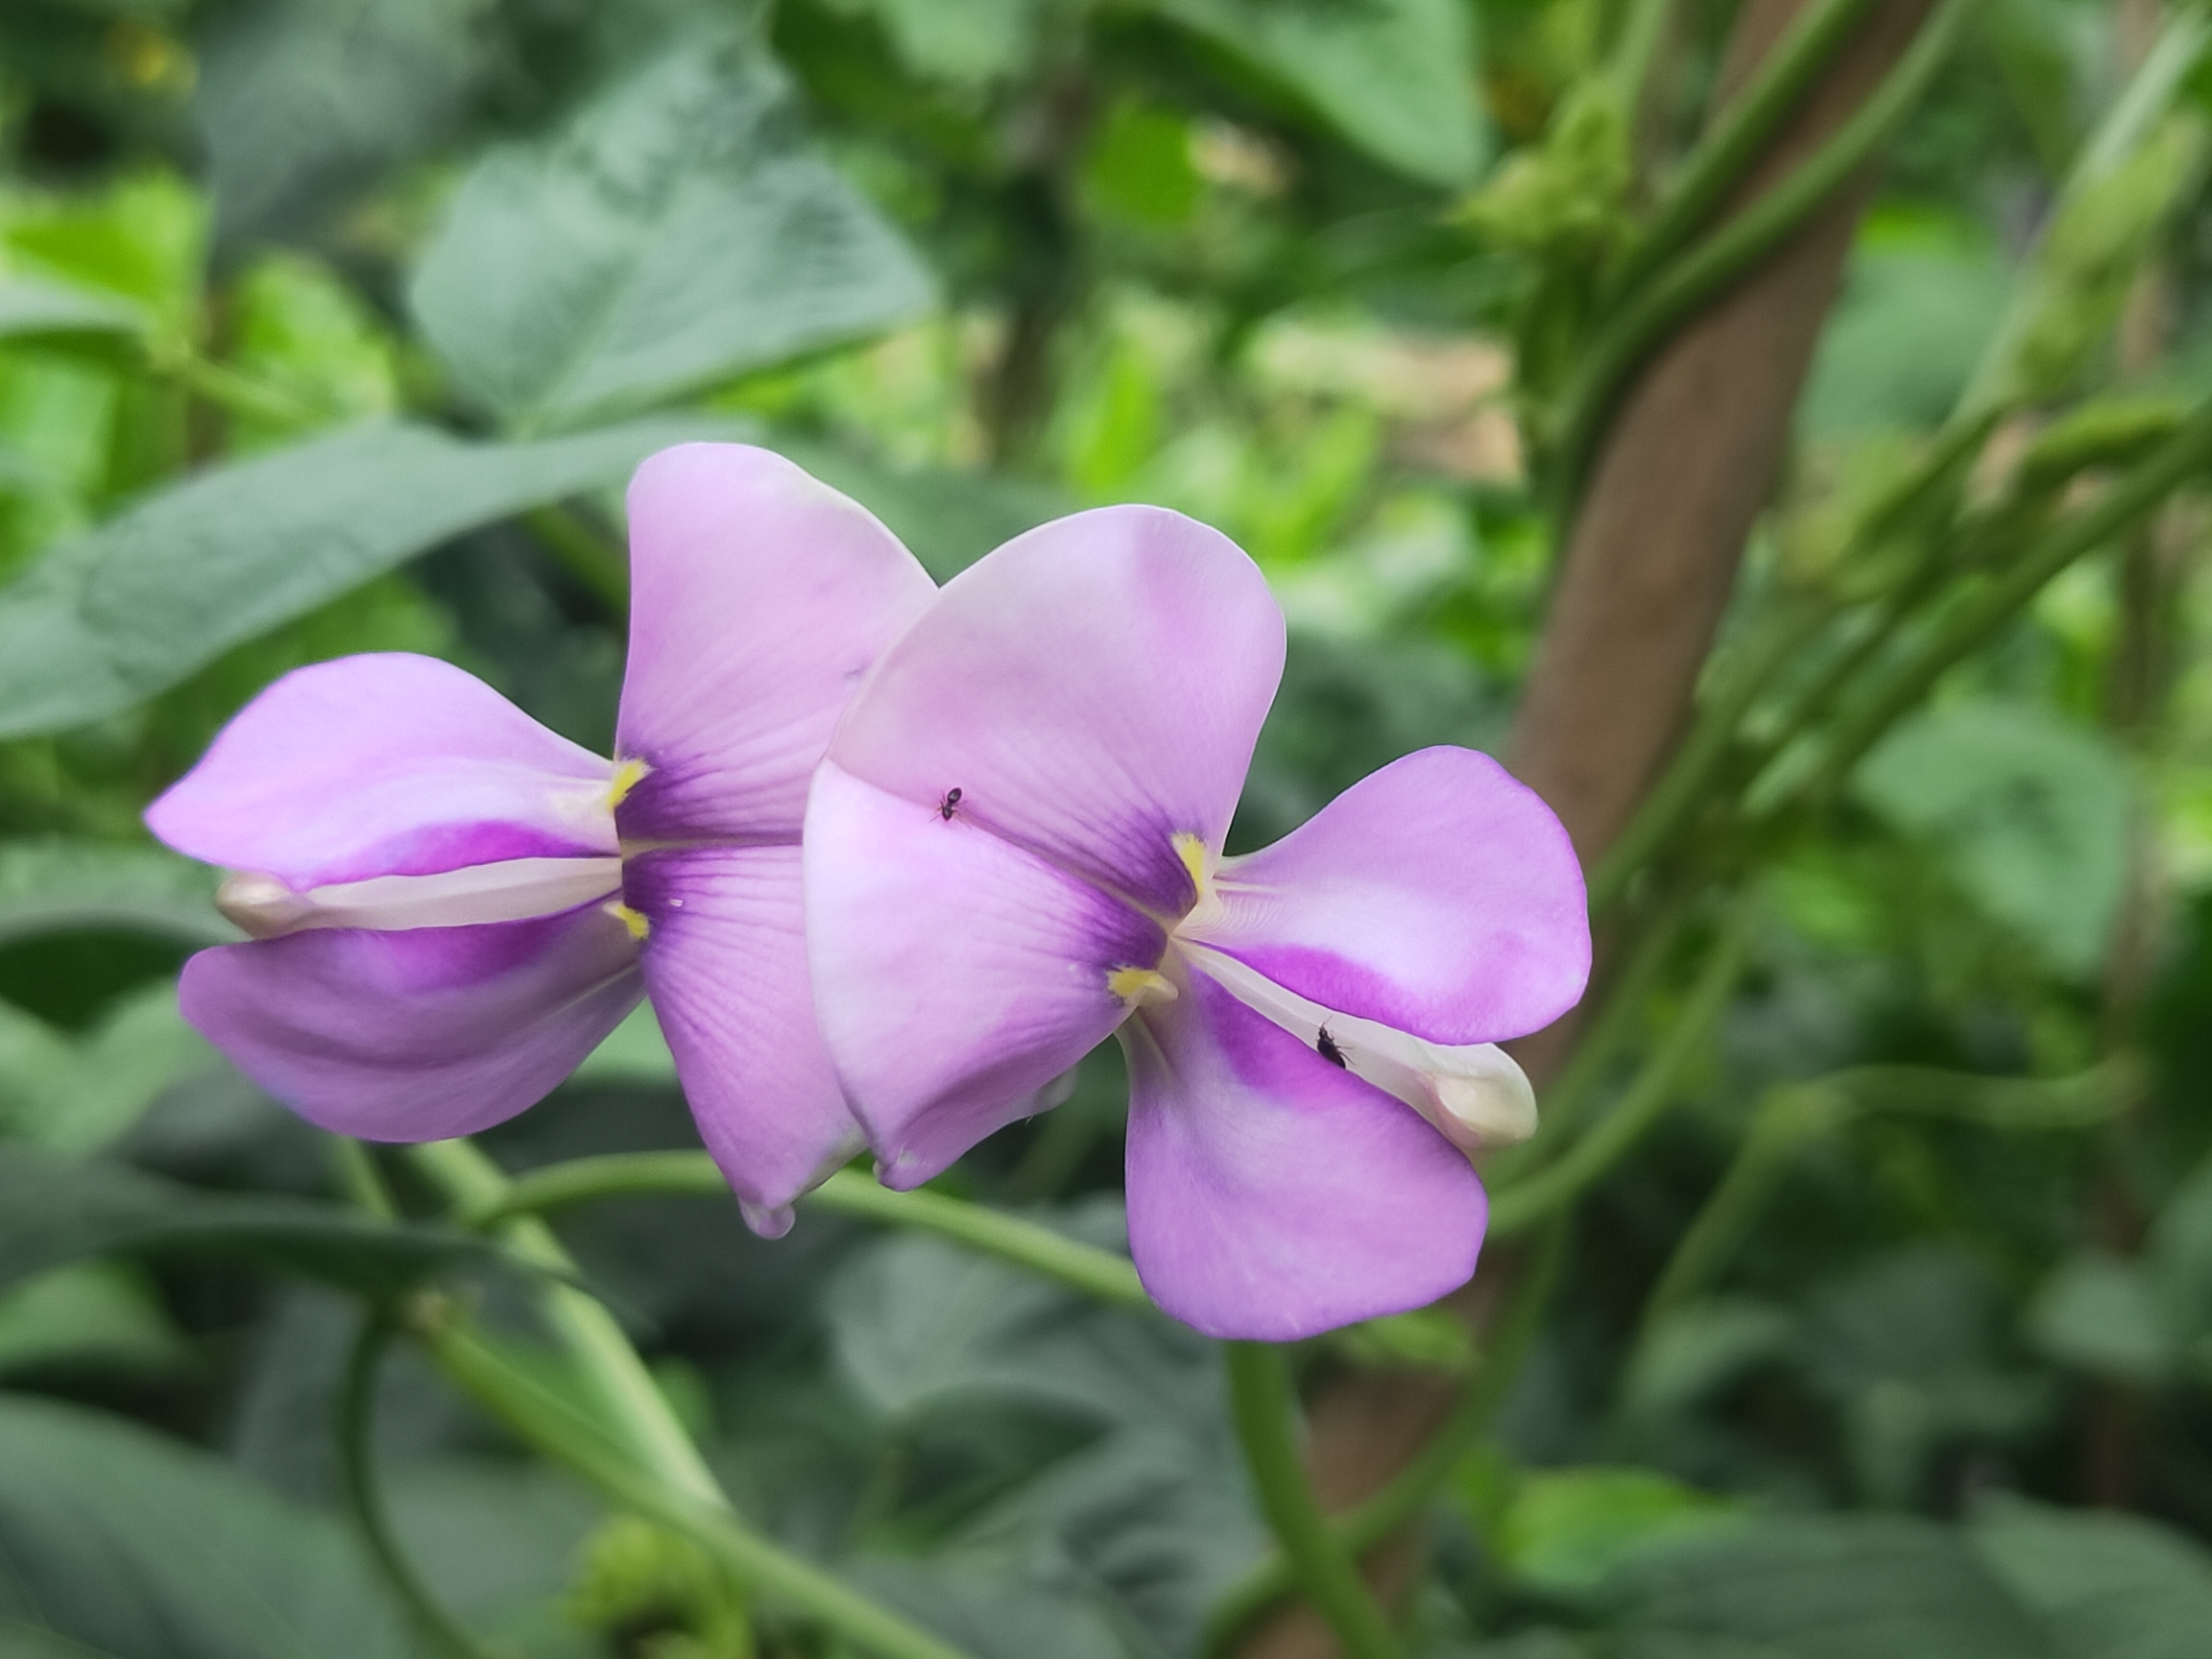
[1553,0,1969,512]
[1488,904,1752,1238]
[414,1302,978,1659]
[338,1311,507,1659]
[1610,0,1886,298]
[157,347,325,429]
[1483,888,1697,1193]
[407,1140,726,1509]
[1799,394,2212,801]
[1223,1341,1405,1659]
[523,505,629,616]
[473,1153,1154,1314]
[1201,1219,1570,1657]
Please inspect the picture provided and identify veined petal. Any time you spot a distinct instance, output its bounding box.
[1186,945,1537,1151]
[804,759,1166,1189]
[1186,747,1588,1046]
[625,844,861,1230]
[614,444,936,842]
[147,654,617,889]
[825,506,1284,917]
[178,906,643,1142]
[1121,972,1488,1340]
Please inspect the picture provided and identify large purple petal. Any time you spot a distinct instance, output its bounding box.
[1122,971,1487,1340]
[824,506,1285,917]
[614,444,936,843]
[178,906,642,1141]
[1188,747,1589,1046]
[804,759,1166,1188]
[146,654,617,889]
[625,844,859,1228]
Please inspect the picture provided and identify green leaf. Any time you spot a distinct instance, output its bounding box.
[0,275,144,342]
[1803,216,2013,437]
[818,0,1043,87]
[0,414,740,739]
[1856,703,2132,976]
[2028,1253,2175,1383]
[1155,0,1488,187]
[409,31,934,432]
[0,1391,411,1659]
[0,840,225,950]
[0,1262,181,1382]
[0,1144,509,1300]
[0,984,220,1156]
[1502,1468,1741,1598]
[194,0,487,243]
[1605,1514,2056,1659]
[1972,1495,2212,1659]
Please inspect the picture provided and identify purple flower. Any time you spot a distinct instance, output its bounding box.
[146,444,935,1232]
[803,508,1588,1337]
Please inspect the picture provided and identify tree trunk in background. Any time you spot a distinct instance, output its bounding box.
[1233,2,1936,1654]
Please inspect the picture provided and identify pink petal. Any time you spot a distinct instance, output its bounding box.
[146,654,617,890]
[824,505,1285,917]
[614,444,936,843]
[625,844,861,1225]
[178,906,643,1141]
[1122,971,1488,1340]
[1188,747,1588,1046]
[804,759,1166,1188]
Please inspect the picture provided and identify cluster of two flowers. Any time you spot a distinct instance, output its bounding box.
[149,444,1589,1340]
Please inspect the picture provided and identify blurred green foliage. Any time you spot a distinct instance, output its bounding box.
[3,0,2212,1655]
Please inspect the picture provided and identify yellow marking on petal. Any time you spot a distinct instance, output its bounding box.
[1172,832,1210,892]
[1108,967,1178,1007]
[605,900,651,942]
[606,757,652,809]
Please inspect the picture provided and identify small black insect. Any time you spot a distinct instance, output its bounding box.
[1316,1026,1348,1069]
[938,786,964,821]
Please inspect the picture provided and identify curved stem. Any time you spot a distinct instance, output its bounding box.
[1553,0,1969,511]
[408,1140,725,1509]
[475,1153,1153,1314]
[1798,395,2212,801]
[1223,1342,1404,1659]
[1489,902,1752,1237]
[339,1312,506,1659]
[1612,0,1887,297]
[1201,1218,1570,1656]
[417,1306,977,1659]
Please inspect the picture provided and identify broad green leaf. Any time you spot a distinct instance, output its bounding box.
[0,1392,411,1659]
[194,0,487,243]
[1856,703,2132,976]
[0,275,144,341]
[1,171,204,340]
[1972,1495,2212,1659]
[0,414,739,739]
[0,983,220,1156]
[1502,1469,1741,1597]
[573,1001,678,1085]
[2028,1253,2174,1383]
[0,840,224,950]
[0,1262,180,1381]
[0,1143,508,1300]
[1155,0,1487,187]
[819,0,1043,86]
[852,1558,1126,1659]
[1803,215,2013,437]
[1606,1514,2056,1659]
[774,437,1070,580]
[409,31,934,431]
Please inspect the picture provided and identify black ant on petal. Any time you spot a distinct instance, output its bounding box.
[938,787,963,821]
[1317,1026,1348,1069]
